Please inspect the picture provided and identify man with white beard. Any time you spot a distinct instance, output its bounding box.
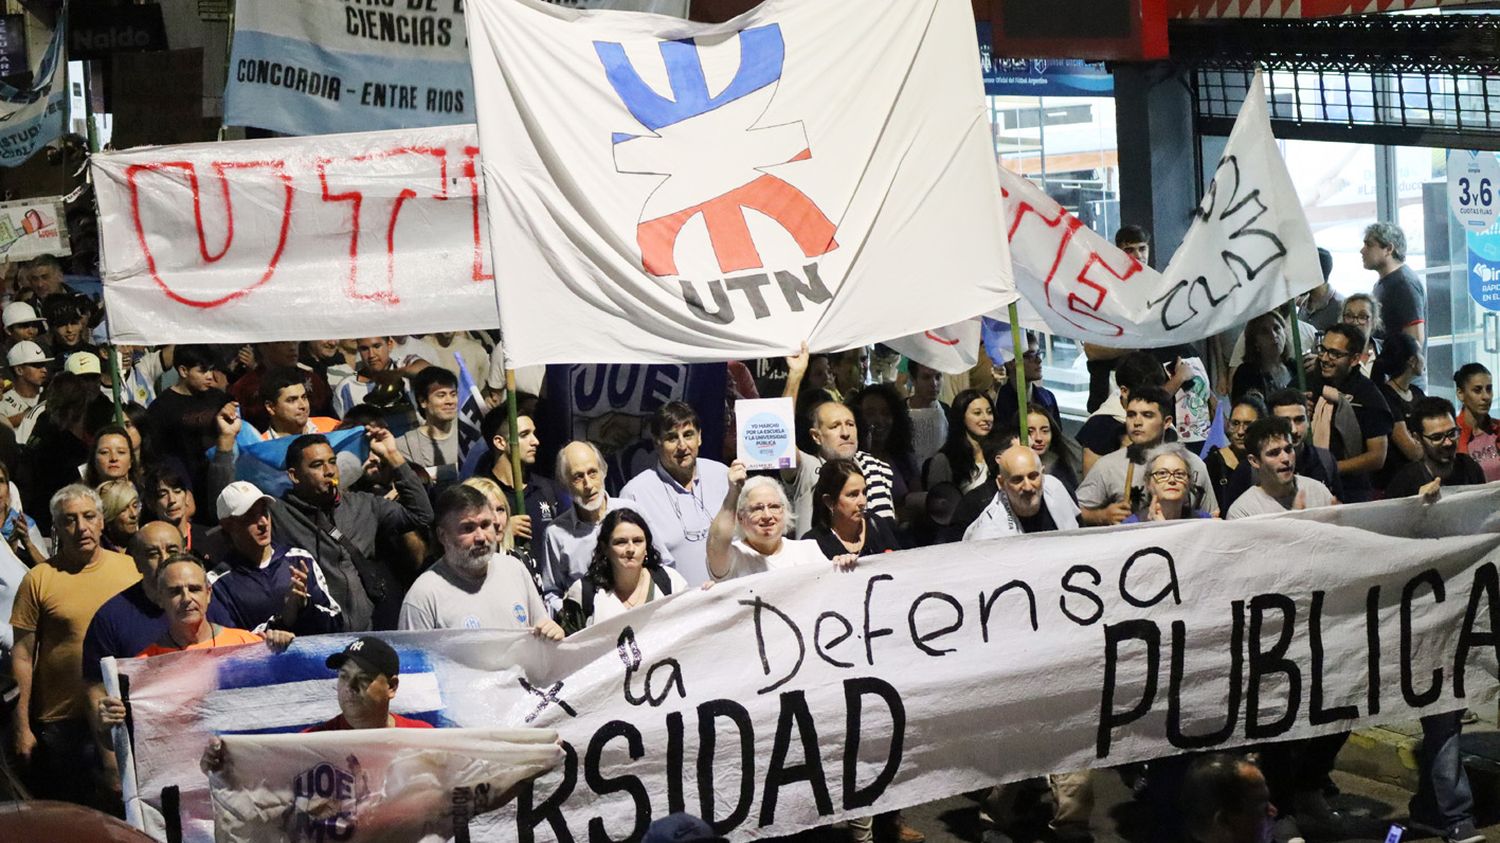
[542,441,644,617]
[398,485,561,637]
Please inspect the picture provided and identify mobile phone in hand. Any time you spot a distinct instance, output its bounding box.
[1384,824,1404,843]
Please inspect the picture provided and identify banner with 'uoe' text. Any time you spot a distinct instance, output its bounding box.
[115,486,1500,842]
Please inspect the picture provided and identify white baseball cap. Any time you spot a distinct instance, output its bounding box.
[2,301,42,329]
[6,340,51,368]
[64,351,101,376]
[216,481,272,521]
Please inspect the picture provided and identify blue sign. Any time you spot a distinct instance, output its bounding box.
[976,23,1113,97]
[1467,227,1500,312]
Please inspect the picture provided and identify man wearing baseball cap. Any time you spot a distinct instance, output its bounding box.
[306,636,433,731]
[199,634,433,775]
[2,340,49,427]
[208,481,343,636]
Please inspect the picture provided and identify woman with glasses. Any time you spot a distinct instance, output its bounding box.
[1373,334,1426,492]
[1232,312,1294,404]
[707,460,855,581]
[1123,445,1215,523]
[1339,294,1381,378]
[1455,362,1500,482]
[1204,394,1265,514]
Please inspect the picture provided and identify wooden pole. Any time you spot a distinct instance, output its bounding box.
[1009,303,1029,446]
[506,368,526,514]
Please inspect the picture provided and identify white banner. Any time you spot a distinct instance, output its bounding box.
[211,729,562,842]
[465,0,1016,367]
[118,486,1500,842]
[884,320,982,375]
[0,4,66,168]
[90,124,500,345]
[0,195,70,261]
[1001,71,1320,348]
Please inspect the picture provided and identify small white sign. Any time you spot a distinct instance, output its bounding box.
[735,397,797,471]
[0,196,69,261]
[1448,150,1500,233]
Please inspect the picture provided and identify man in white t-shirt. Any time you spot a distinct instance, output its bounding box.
[1227,417,1338,519]
[399,485,562,636]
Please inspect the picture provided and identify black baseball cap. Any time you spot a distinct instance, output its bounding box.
[326,636,400,679]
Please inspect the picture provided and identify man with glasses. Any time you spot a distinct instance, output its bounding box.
[993,334,1059,426]
[1385,396,1485,501]
[1309,323,1392,503]
[1227,418,1338,518]
[621,402,729,587]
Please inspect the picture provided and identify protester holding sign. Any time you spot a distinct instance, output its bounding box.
[708,460,853,581]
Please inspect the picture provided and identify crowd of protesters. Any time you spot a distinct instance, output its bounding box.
[0,217,1494,843]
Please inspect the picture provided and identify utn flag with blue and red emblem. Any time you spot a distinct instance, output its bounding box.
[464,0,1016,367]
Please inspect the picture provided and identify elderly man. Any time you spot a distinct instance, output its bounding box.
[10,485,139,803]
[211,481,343,635]
[964,444,1080,540]
[620,401,730,586]
[781,346,896,535]
[400,485,560,636]
[542,441,640,616]
[965,446,1089,843]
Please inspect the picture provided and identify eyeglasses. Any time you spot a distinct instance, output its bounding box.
[1150,469,1190,482]
[1343,313,1373,325]
[745,502,785,516]
[1422,428,1461,444]
[1315,344,1355,361]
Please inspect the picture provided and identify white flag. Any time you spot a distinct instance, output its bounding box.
[884,320,982,375]
[1001,70,1320,348]
[465,0,1016,367]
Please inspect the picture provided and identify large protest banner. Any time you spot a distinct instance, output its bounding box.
[117,486,1500,842]
[0,3,66,168]
[1001,70,1321,349]
[91,124,500,345]
[465,0,1016,367]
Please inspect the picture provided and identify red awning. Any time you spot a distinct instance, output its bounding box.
[1169,0,1494,18]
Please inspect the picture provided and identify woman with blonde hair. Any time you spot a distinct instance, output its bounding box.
[97,478,143,552]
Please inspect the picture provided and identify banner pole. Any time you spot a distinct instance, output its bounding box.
[506,368,526,515]
[1009,303,1029,447]
[1287,300,1308,393]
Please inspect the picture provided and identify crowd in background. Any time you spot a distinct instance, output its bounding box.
[0,217,1494,843]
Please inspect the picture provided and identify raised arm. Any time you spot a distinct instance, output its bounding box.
[707,461,747,581]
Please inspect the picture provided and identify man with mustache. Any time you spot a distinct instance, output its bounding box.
[399,485,560,637]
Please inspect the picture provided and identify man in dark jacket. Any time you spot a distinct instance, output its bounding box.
[211,409,432,630]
